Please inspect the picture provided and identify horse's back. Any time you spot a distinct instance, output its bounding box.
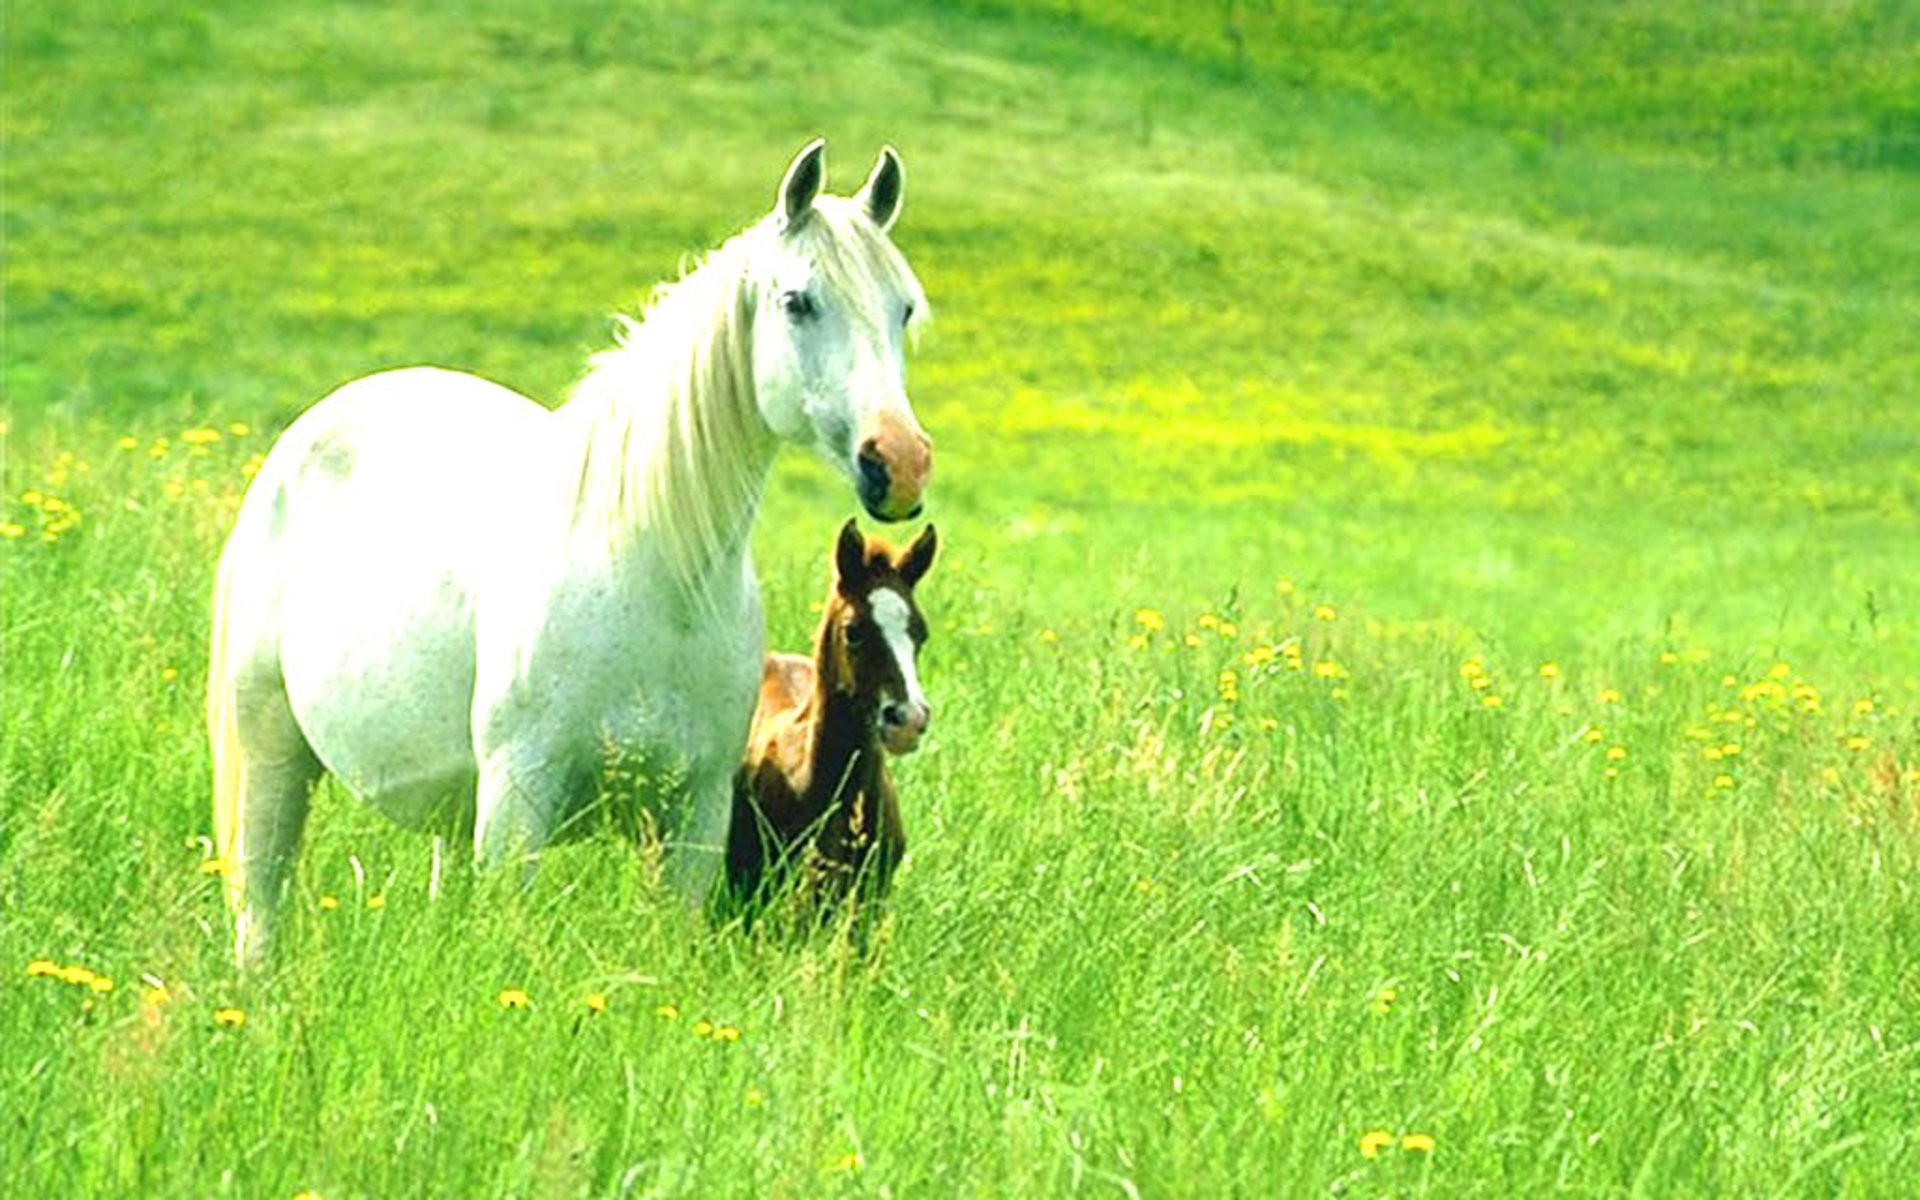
[756,653,815,722]
[223,367,556,822]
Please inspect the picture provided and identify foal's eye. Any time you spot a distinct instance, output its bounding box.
[780,290,816,320]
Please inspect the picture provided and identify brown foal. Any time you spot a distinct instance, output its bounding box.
[727,519,937,918]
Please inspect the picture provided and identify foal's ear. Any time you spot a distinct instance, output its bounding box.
[778,138,827,232]
[856,146,905,233]
[834,518,868,592]
[897,523,937,587]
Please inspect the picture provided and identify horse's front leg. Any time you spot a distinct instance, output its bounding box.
[472,742,567,871]
[663,761,736,910]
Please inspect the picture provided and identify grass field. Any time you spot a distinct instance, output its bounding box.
[5,1,1918,1195]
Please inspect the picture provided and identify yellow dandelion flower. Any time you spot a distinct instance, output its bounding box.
[1537,662,1560,679]
[1583,728,1604,743]
[1243,645,1277,667]
[199,857,231,876]
[26,959,59,977]
[1604,766,1620,779]
[1721,673,1738,687]
[1768,662,1792,680]
[1703,746,1723,761]
[1276,578,1296,595]
[1312,660,1343,679]
[0,521,25,540]
[179,428,221,445]
[1197,613,1219,630]
[89,975,115,993]
[143,984,171,1007]
[1481,694,1504,710]
[1313,603,1338,622]
[20,490,43,506]
[1218,621,1238,639]
[713,1024,741,1042]
[228,422,252,437]
[1853,698,1875,716]
[1459,659,1485,679]
[497,988,530,1010]
[1598,688,1622,704]
[365,894,386,910]
[834,1151,865,1173]
[116,436,140,451]
[213,1006,246,1028]
[743,1086,765,1108]
[1134,608,1165,632]
[293,1191,322,1200]
[58,965,96,987]
[1845,735,1870,752]
[1357,1129,1394,1159]
[1183,633,1202,648]
[656,1003,679,1021]
[1257,717,1279,731]
[1470,673,1493,690]
[692,1019,714,1038]
[584,993,608,1015]
[318,895,340,910]
[1371,987,1397,1015]
[1037,628,1058,644]
[1605,745,1628,762]
[1658,651,1679,665]
[1401,1132,1437,1154]
[1713,775,1735,789]
[1127,634,1148,651]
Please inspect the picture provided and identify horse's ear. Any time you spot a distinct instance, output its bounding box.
[778,138,826,232]
[834,518,867,592]
[856,146,904,233]
[897,523,937,587]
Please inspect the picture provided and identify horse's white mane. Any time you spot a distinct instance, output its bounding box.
[563,198,925,604]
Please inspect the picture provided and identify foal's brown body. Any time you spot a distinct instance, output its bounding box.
[728,652,906,910]
[727,521,935,916]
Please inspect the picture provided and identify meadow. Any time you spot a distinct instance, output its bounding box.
[4,1,1918,1194]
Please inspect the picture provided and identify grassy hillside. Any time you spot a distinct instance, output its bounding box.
[958,0,1920,171]
[4,1,1918,1195]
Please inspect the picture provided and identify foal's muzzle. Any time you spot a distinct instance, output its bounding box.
[880,700,930,755]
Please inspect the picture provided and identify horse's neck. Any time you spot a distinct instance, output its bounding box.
[561,255,777,600]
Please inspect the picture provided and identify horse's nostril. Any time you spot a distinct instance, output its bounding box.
[857,449,890,503]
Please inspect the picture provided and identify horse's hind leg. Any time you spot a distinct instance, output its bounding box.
[215,669,323,967]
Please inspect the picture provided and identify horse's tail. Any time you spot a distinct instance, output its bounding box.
[206,550,245,913]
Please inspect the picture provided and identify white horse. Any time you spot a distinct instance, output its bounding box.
[207,141,933,965]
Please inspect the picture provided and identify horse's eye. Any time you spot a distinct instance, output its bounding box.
[780,290,815,320]
[902,301,915,327]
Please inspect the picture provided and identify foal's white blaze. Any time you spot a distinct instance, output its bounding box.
[869,587,926,717]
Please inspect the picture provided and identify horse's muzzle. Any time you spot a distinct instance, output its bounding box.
[855,415,932,522]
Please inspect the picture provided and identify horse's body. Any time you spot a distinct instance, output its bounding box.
[729,521,936,916]
[209,142,932,964]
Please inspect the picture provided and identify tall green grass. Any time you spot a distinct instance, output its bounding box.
[5,1,1917,1194]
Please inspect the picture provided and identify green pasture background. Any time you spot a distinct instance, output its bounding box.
[3,1,1917,1195]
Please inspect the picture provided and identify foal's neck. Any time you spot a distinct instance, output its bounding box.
[803,631,883,807]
